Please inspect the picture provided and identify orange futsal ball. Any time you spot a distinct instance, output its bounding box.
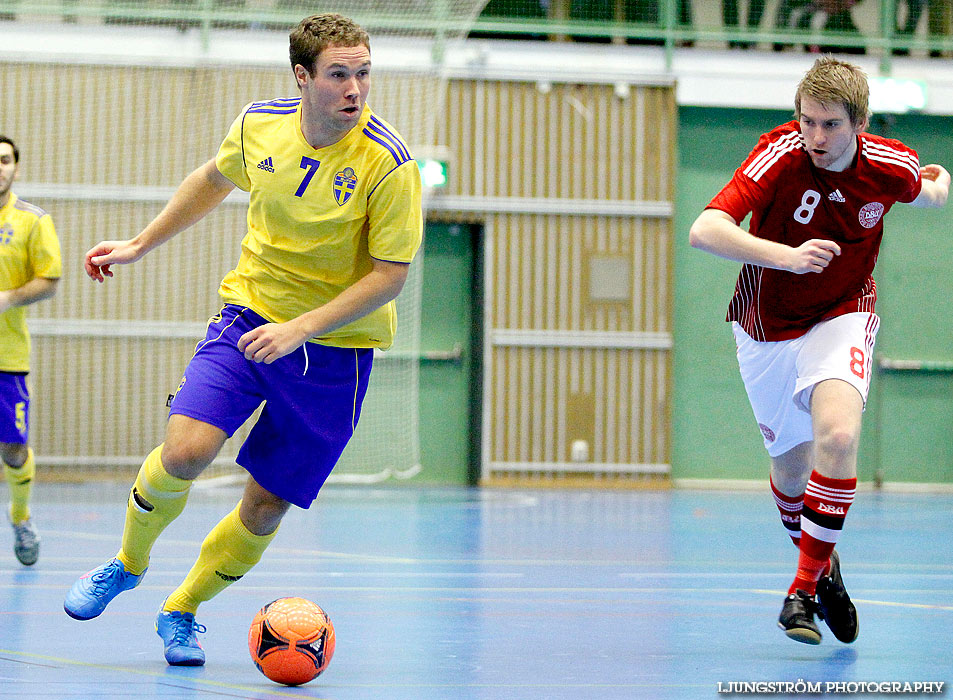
[248,597,336,686]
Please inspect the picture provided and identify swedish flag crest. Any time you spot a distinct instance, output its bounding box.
[333,167,358,206]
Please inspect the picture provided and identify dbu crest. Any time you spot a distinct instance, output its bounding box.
[333,167,357,206]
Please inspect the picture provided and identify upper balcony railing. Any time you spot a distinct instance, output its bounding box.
[1,0,950,73]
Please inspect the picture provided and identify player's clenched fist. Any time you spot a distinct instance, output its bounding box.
[788,239,841,274]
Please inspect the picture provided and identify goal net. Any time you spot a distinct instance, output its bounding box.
[1,0,487,484]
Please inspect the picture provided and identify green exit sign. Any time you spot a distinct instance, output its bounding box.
[418,158,448,188]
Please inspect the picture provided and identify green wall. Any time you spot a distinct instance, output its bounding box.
[417,222,481,485]
[673,106,953,484]
[414,108,953,486]
[869,111,953,483]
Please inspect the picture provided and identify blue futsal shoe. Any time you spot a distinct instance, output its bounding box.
[156,606,207,666]
[64,557,146,620]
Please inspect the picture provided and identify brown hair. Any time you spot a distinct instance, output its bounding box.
[795,56,869,128]
[289,13,370,77]
[0,135,18,163]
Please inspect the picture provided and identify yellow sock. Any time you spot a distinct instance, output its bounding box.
[116,445,191,576]
[164,502,278,614]
[5,449,35,524]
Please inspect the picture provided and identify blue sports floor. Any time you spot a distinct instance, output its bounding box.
[1,483,951,699]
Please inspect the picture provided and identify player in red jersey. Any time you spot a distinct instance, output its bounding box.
[689,56,949,645]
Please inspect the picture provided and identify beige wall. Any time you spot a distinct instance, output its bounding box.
[3,60,675,479]
[434,80,675,480]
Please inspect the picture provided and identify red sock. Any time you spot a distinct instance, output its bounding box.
[770,475,803,547]
[789,472,855,596]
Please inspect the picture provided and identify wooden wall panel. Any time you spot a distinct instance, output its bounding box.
[0,63,436,188]
[2,60,430,470]
[440,81,674,202]
[3,56,675,481]
[489,346,668,467]
[30,336,184,458]
[26,202,244,323]
[435,80,676,480]
[482,213,671,333]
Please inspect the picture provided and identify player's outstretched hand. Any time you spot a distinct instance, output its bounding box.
[911,164,949,208]
[84,240,144,282]
[238,321,310,364]
[921,164,951,203]
[920,164,950,185]
[788,239,841,274]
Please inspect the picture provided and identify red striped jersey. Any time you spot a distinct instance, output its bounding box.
[707,120,921,341]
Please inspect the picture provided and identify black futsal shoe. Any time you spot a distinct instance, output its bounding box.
[778,590,822,644]
[816,550,859,643]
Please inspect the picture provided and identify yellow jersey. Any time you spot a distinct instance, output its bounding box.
[0,193,62,372]
[215,99,423,350]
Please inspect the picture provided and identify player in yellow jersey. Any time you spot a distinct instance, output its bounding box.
[64,14,422,666]
[0,135,62,567]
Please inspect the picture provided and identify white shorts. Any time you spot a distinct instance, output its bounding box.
[732,312,879,457]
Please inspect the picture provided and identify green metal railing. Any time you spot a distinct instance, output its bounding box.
[471,0,953,73]
[1,0,951,73]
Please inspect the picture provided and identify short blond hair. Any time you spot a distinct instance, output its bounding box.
[795,56,869,128]
[289,13,370,77]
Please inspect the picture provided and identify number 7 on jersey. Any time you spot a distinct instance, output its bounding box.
[295,156,321,197]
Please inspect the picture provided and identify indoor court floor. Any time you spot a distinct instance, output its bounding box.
[1,482,951,699]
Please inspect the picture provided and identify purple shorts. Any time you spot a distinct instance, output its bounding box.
[0,373,29,444]
[169,305,373,507]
